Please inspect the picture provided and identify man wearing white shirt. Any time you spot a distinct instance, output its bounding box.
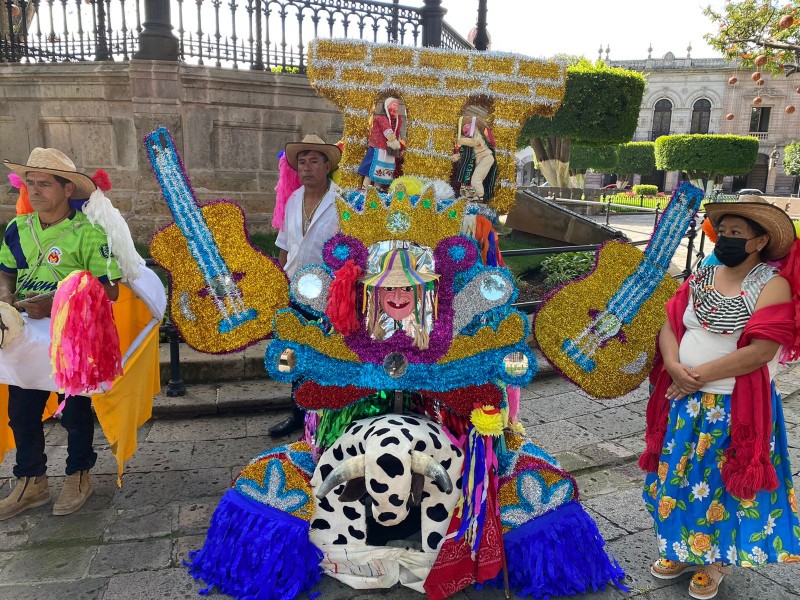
[270,134,341,436]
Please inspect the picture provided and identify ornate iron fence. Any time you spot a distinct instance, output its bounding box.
[0,0,471,68]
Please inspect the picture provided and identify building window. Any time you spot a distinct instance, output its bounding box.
[652,99,672,139]
[750,107,771,132]
[690,99,711,134]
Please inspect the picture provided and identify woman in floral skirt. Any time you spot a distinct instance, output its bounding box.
[640,200,800,599]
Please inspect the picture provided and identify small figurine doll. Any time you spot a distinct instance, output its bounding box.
[452,116,497,203]
[358,97,404,189]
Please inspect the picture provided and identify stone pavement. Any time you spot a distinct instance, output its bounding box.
[2,360,800,599]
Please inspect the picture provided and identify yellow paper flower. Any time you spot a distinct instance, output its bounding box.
[470,405,504,436]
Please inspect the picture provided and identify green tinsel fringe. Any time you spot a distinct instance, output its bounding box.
[316,392,393,448]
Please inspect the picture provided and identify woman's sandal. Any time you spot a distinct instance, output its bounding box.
[688,563,731,600]
[650,558,697,579]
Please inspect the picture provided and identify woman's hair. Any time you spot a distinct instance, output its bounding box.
[718,214,767,237]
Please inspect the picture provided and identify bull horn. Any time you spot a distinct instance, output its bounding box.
[315,456,365,500]
[411,451,452,494]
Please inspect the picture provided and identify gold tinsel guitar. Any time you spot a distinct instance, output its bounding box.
[534,182,703,398]
[146,128,289,354]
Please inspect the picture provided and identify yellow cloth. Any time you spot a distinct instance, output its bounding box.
[0,284,161,485]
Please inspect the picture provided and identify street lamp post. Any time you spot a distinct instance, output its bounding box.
[133,0,180,61]
[473,0,489,51]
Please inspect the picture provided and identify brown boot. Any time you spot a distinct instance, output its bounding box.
[53,470,93,516]
[0,475,50,521]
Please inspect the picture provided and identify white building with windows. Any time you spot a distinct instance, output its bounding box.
[608,49,800,195]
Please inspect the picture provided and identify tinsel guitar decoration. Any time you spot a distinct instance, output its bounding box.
[145,128,289,353]
[535,181,704,398]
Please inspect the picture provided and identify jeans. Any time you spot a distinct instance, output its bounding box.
[7,386,97,478]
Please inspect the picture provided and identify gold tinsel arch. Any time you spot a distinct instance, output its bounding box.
[307,39,566,212]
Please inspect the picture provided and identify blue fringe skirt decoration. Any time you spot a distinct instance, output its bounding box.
[186,489,323,600]
[481,501,627,599]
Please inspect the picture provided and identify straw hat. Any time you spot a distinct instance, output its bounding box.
[4,148,96,199]
[361,249,439,289]
[285,134,341,171]
[705,200,796,261]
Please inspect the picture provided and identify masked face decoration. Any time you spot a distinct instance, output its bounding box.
[378,285,417,320]
[361,248,439,349]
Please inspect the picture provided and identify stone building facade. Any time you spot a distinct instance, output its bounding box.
[609,50,800,195]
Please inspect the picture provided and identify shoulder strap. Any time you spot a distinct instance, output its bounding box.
[15,216,83,293]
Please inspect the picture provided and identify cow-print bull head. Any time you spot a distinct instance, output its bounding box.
[310,414,464,551]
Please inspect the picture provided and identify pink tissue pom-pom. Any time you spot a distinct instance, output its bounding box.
[7,173,23,189]
[50,271,122,397]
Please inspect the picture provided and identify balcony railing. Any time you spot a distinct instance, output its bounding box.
[0,0,472,69]
[749,131,770,141]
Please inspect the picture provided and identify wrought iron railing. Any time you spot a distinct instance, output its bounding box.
[0,0,472,68]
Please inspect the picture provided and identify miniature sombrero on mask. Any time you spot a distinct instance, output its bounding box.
[360,248,439,289]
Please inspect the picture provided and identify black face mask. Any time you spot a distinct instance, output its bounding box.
[714,235,759,268]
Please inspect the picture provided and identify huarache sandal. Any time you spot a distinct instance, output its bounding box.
[688,563,731,600]
[650,558,697,579]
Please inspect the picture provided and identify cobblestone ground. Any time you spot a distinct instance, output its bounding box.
[2,364,800,599]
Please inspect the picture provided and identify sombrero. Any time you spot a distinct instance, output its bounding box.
[361,249,439,289]
[285,134,341,171]
[4,148,96,199]
[705,200,796,261]
[0,301,24,350]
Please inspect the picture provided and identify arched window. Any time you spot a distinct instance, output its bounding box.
[652,99,672,139]
[691,99,711,134]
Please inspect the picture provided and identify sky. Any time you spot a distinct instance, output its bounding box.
[441,0,729,61]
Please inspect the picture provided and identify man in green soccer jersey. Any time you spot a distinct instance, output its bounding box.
[0,148,121,519]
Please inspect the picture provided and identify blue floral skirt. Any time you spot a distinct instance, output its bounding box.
[643,383,800,566]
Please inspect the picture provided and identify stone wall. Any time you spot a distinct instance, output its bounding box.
[0,60,343,242]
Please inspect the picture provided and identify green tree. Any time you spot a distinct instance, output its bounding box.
[569,144,619,190]
[616,142,656,188]
[655,134,759,194]
[784,141,800,194]
[704,1,800,75]
[519,59,645,188]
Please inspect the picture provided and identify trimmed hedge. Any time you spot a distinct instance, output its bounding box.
[571,144,619,173]
[655,134,758,179]
[632,184,658,196]
[519,60,646,146]
[617,142,656,177]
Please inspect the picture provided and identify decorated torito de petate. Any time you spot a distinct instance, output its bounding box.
[140,38,631,600]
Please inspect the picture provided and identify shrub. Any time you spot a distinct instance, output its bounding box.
[540,252,594,288]
[633,184,658,196]
[654,134,758,179]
